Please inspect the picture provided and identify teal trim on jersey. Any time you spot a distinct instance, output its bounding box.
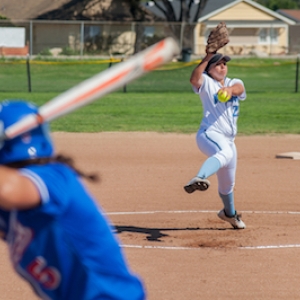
[197,157,221,179]
[232,96,239,117]
[214,93,219,104]
[204,132,222,150]
[219,192,235,217]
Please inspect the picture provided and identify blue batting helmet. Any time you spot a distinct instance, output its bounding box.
[0,100,54,165]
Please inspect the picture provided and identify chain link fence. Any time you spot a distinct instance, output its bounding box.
[0,59,298,93]
[0,20,298,94]
[0,20,182,57]
[289,25,300,55]
[0,20,299,58]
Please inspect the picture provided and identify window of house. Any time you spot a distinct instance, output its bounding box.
[259,28,268,43]
[270,28,278,43]
[259,28,278,44]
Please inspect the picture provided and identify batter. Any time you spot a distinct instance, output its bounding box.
[0,100,145,299]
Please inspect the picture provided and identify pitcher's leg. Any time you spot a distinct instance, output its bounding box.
[216,142,236,213]
[197,157,220,179]
[184,130,219,193]
[219,191,235,217]
[216,143,245,229]
[184,130,232,194]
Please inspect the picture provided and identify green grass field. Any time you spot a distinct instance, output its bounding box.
[0,57,299,134]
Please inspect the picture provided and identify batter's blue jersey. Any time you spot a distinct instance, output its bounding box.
[0,163,145,300]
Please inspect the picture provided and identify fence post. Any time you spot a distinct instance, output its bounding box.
[179,21,184,53]
[80,22,84,57]
[29,20,33,56]
[26,54,32,93]
[296,54,299,93]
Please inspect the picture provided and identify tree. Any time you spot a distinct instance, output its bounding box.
[146,0,208,23]
[254,0,300,10]
[80,0,210,53]
[142,0,209,50]
[125,0,158,53]
[37,0,209,53]
[38,0,157,21]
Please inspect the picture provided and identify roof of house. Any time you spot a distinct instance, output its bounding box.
[0,0,70,20]
[36,0,159,21]
[1,0,297,24]
[143,0,233,22]
[200,0,295,25]
[277,9,300,23]
[0,0,160,21]
[144,0,296,25]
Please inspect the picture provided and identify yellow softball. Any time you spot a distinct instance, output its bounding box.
[217,90,230,102]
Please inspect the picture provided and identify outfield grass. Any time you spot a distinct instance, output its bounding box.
[0,57,299,135]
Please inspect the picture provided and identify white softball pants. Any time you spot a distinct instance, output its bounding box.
[196,129,237,195]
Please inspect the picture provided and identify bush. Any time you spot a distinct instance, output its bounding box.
[38,48,52,56]
[60,47,80,56]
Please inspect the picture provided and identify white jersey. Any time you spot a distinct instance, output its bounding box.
[192,73,246,138]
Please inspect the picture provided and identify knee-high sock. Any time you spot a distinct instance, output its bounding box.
[197,157,221,179]
[219,192,235,217]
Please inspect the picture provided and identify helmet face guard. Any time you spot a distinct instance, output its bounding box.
[0,100,54,165]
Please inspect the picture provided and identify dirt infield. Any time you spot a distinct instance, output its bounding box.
[1,132,300,299]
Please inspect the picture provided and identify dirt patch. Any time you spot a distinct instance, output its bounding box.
[1,132,300,299]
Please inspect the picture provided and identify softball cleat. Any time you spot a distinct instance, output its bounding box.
[184,177,210,193]
[217,209,246,229]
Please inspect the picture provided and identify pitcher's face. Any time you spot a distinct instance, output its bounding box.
[208,60,228,81]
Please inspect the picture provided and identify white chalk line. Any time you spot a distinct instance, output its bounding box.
[121,244,300,250]
[107,209,300,251]
[107,209,300,215]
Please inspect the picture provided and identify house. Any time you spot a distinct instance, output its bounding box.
[277,10,300,54]
[0,0,70,56]
[0,0,297,56]
[277,9,300,23]
[0,0,158,21]
[0,0,70,20]
[196,0,296,55]
[0,0,160,56]
[145,0,296,56]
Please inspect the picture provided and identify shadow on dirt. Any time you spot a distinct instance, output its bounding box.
[114,225,230,242]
